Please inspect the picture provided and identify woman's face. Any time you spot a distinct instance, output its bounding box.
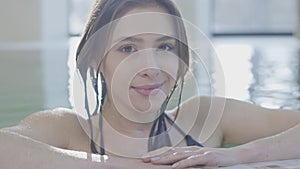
[100,6,182,122]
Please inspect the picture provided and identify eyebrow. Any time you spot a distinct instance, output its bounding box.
[112,35,177,44]
[155,36,177,42]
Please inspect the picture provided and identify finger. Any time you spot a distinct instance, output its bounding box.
[142,157,151,163]
[151,150,197,165]
[142,146,173,160]
[151,146,207,164]
[171,154,208,169]
[146,146,197,159]
[178,167,204,169]
[145,146,192,157]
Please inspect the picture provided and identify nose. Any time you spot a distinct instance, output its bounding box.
[139,49,162,79]
[139,68,162,80]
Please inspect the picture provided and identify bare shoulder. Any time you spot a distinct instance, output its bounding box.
[168,96,228,117]
[184,96,300,145]
[19,107,84,126]
[3,107,87,149]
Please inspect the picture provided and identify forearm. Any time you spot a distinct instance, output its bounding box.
[0,129,172,169]
[238,123,300,163]
[0,129,110,169]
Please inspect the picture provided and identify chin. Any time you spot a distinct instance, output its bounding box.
[130,101,160,114]
[129,91,167,113]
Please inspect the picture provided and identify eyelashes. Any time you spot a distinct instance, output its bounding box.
[118,45,137,53]
[157,43,174,51]
[117,43,175,54]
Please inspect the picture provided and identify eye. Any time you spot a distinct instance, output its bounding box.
[119,45,137,53]
[157,43,174,51]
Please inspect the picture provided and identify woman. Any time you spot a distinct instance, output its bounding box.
[1,0,300,168]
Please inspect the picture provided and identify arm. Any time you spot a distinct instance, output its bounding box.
[142,97,300,167]
[0,108,106,169]
[0,129,102,169]
[1,108,172,169]
[142,123,300,168]
[0,129,175,169]
[239,123,300,163]
[220,98,300,145]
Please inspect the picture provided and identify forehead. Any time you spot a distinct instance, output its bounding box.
[111,6,178,43]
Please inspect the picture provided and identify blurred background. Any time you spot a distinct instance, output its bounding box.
[1,0,300,127]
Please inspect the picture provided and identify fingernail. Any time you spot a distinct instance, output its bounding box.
[151,156,160,161]
[141,155,149,159]
[172,162,179,168]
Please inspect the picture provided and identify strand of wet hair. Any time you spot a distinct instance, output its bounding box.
[84,78,98,154]
[164,79,186,136]
[89,70,106,155]
[147,82,178,151]
[98,72,107,155]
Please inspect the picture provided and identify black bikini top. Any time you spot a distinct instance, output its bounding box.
[147,112,203,151]
[164,113,203,147]
[91,112,203,155]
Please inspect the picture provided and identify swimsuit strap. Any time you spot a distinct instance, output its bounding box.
[148,113,172,151]
[164,113,203,147]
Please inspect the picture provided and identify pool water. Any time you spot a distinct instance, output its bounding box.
[213,36,300,109]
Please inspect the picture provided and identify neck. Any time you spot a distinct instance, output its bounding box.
[102,100,155,138]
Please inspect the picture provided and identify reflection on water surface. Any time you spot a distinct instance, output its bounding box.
[214,36,300,109]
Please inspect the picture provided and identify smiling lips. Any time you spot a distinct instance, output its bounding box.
[131,83,163,96]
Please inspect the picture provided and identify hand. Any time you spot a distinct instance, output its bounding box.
[141,146,245,168]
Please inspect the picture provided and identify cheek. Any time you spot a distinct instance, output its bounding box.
[159,54,180,81]
[104,56,135,99]
[101,55,125,101]
[164,74,176,93]
[102,52,127,83]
